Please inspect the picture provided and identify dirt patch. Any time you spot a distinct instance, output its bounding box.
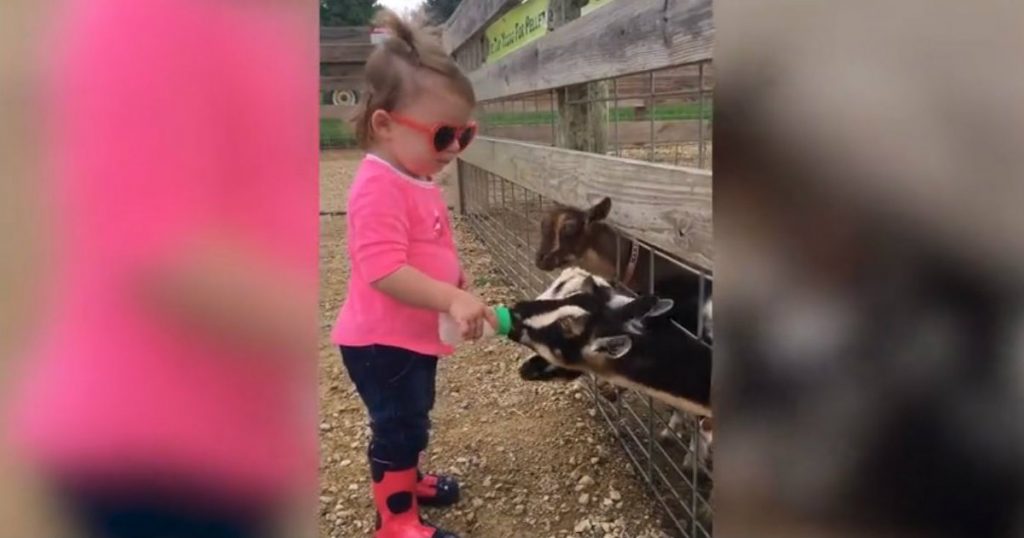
[319,152,674,538]
[320,150,362,215]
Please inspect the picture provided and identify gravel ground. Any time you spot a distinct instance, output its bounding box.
[319,150,361,215]
[319,152,675,538]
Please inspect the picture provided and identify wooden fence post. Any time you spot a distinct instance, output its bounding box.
[450,36,489,215]
[550,0,608,155]
[446,6,499,214]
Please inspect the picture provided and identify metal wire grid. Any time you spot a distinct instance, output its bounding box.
[460,165,714,537]
[475,61,714,170]
[593,245,713,538]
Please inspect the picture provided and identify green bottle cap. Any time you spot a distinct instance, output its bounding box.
[494,305,513,336]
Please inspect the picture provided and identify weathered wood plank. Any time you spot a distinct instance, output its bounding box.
[321,76,364,92]
[321,43,374,64]
[320,63,365,78]
[470,0,713,101]
[443,0,521,54]
[320,105,357,120]
[550,0,608,155]
[320,26,370,42]
[581,0,616,17]
[486,120,706,146]
[452,34,488,72]
[460,136,713,269]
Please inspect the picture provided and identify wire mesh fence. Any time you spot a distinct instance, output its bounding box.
[449,3,714,530]
[475,61,714,169]
[460,158,714,537]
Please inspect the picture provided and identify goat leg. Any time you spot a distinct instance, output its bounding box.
[658,410,685,441]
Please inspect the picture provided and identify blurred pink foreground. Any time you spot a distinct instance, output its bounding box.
[7,0,318,509]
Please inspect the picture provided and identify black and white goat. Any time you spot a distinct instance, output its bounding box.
[520,267,638,381]
[522,268,708,446]
[535,197,713,342]
[509,272,713,464]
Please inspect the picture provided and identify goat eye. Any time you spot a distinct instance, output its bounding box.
[563,220,579,235]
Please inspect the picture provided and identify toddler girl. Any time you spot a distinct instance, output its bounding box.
[331,10,496,538]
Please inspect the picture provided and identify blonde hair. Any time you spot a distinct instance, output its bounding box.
[353,9,476,149]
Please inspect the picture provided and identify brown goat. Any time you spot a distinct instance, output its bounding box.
[536,198,620,279]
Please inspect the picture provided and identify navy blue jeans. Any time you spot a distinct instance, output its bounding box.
[340,345,437,472]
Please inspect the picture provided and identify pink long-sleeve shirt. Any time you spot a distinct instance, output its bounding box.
[331,155,462,357]
[8,0,317,505]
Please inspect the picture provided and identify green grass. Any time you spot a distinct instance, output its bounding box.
[483,102,713,126]
[320,118,356,148]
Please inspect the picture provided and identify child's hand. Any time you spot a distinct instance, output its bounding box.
[448,289,498,341]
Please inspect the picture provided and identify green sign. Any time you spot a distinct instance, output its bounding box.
[485,0,550,63]
[581,0,617,16]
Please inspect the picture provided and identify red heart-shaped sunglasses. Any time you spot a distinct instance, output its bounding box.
[390,113,477,153]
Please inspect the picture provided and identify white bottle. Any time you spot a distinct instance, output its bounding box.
[438,306,512,346]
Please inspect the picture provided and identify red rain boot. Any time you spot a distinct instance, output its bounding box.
[416,472,461,507]
[372,467,460,538]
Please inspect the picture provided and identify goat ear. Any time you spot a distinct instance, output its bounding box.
[617,296,649,322]
[627,296,673,318]
[647,298,674,318]
[580,275,597,294]
[591,335,632,359]
[558,313,589,336]
[617,297,673,334]
[619,295,654,318]
[587,197,612,222]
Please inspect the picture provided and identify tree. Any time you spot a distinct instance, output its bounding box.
[424,0,462,25]
[321,0,379,27]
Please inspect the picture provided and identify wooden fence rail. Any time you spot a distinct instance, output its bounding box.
[321,76,364,92]
[443,0,521,55]
[486,120,706,148]
[320,105,356,120]
[321,43,375,64]
[469,0,713,102]
[320,26,369,41]
[320,26,371,94]
[446,0,714,269]
[461,137,712,270]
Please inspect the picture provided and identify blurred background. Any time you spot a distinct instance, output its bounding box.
[714,1,1024,537]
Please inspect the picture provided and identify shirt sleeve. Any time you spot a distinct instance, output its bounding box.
[348,176,409,283]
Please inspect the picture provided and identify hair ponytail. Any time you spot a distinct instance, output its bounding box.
[351,8,475,149]
[373,8,419,61]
